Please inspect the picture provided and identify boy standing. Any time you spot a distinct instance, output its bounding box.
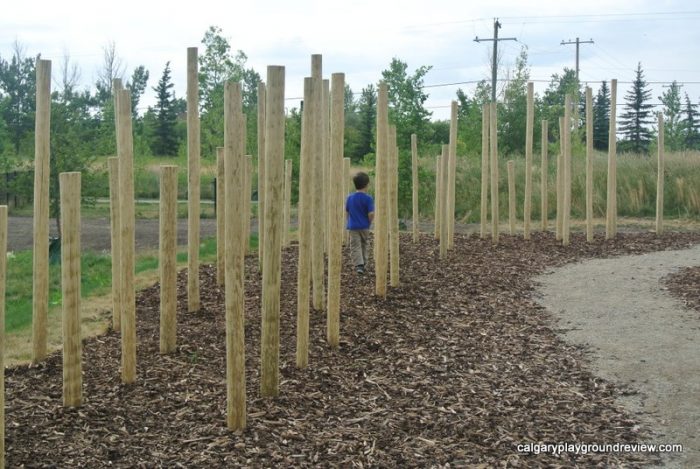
[346,172,375,274]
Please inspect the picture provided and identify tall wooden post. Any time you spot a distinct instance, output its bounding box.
[327,73,344,348]
[389,126,400,287]
[480,103,490,239]
[160,165,178,354]
[216,148,225,284]
[411,133,419,243]
[32,59,51,363]
[244,153,252,254]
[323,79,331,256]
[374,82,389,297]
[490,102,499,244]
[656,112,665,235]
[108,157,122,331]
[60,172,81,407]
[343,157,351,245]
[606,79,618,239]
[541,121,549,231]
[187,47,201,312]
[261,66,285,397]
[283,160,292,247]
[0,205,6,467]
[311,56,325,310]
[296,78,313,368]
[447,101,458,249]
[556,116,564,241]
[524,82,534,239]
[585,88,594,242]
[507,161,516,235]
[224,81,246,430]
[563,94,572,246]
[257,82,267,267]
[434,155,442,239]
[439,145,449,258]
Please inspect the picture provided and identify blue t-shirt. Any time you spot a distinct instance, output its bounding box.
[346,192,375,230]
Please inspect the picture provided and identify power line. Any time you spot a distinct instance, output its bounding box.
[560,38,594,81]
[474,18,517,102]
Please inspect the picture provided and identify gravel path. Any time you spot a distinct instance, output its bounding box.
[535,245,700,468]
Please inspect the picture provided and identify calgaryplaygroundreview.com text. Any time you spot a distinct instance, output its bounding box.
[516,442,684,456]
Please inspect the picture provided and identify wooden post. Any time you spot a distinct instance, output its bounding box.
[323,79,331,256]
[656,112,664,235]
[480,103,490,239]
[606,79,618,239]
[343,157,351,246]
[374,82,389,297]
[434,155,441,239]
[244,153,252,255]
[490,102,499,244]
[0,206,6,467]
[447,101,458,249]
[327,73,344,348]
[585,88,594,242]
[224,81,246,430]
[296,78,313,368]
[563,94,572,246]
[556,116,564,241]
[389,126,400,287]
[541,120,549,231]
[117,89,136,384]
[261,66,285,397]
[311,56,325,310]
[411,134,419,243]
[283,159,292,247]
[108,157,122,331]
[257,82,266,267]
[216,148,225,284]
[60,172,81,407]
[439,145,449,258]
[187,47,201,313]
[524,82,534,239]
[32,59,51,363]
[507,161,516,235]
[160,165,178,354]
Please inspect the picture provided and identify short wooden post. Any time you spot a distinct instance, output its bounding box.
[261,65,285,397]
[524,82,534,239]
[257,82,266,268]
[296,78,313,368]
[32,59,51,363]
[556,116,564,241]
[187,47,201,313]
[224,81,246,430]
[541,120,549,231]
[60,172,81,407]
[489,102,499,244]
[311,56,325,309]
[447,101,458,250]
[343,157,351,245]
[244,154,252,254]
[585,88,594,242]
[411,133,419,243]
[507,161,516,235]
[216,148,225,284]
[327,73,344,348]
[434,155,442,239]
[0,205,8,467]
[374,82,389,297]
[108,157,122,331]
[160,166,178,354]
[606,79,618,239]
[283,159,292,247]
[117,89,136,384]
[563,94,572,246]
[480,103,490,239]
[656,112,664,235]
[439,145,449,258]
[389,127,400,287]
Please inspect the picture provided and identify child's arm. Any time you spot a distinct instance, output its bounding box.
[368,211,375,224]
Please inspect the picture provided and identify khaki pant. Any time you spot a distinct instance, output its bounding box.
[348,229,370,267]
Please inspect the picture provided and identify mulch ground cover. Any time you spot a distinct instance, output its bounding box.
[6,231,700,467]
[665,265,700,315]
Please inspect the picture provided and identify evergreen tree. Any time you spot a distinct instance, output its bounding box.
[541,68,579,144]
[681,93,700,150]
[126,65,150,120]
[619,62,654,153]
[355,85,376,162]
[659,81,683,150]
[592,81,610,151]
[151,62,179,156]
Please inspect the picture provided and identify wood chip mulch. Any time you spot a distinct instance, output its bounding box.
[664,264,700,314]
[6,231,700,467]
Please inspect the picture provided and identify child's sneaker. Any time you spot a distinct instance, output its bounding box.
[356,264,365,275]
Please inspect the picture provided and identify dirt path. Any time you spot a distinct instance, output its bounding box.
[535,245,700,468]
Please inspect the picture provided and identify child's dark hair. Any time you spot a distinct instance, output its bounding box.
[353,172,370,190]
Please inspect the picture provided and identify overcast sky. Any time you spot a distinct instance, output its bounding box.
[1,0,699,121]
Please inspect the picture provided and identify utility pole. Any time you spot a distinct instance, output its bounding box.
[560,37,594,81]
[474,18,516,103]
